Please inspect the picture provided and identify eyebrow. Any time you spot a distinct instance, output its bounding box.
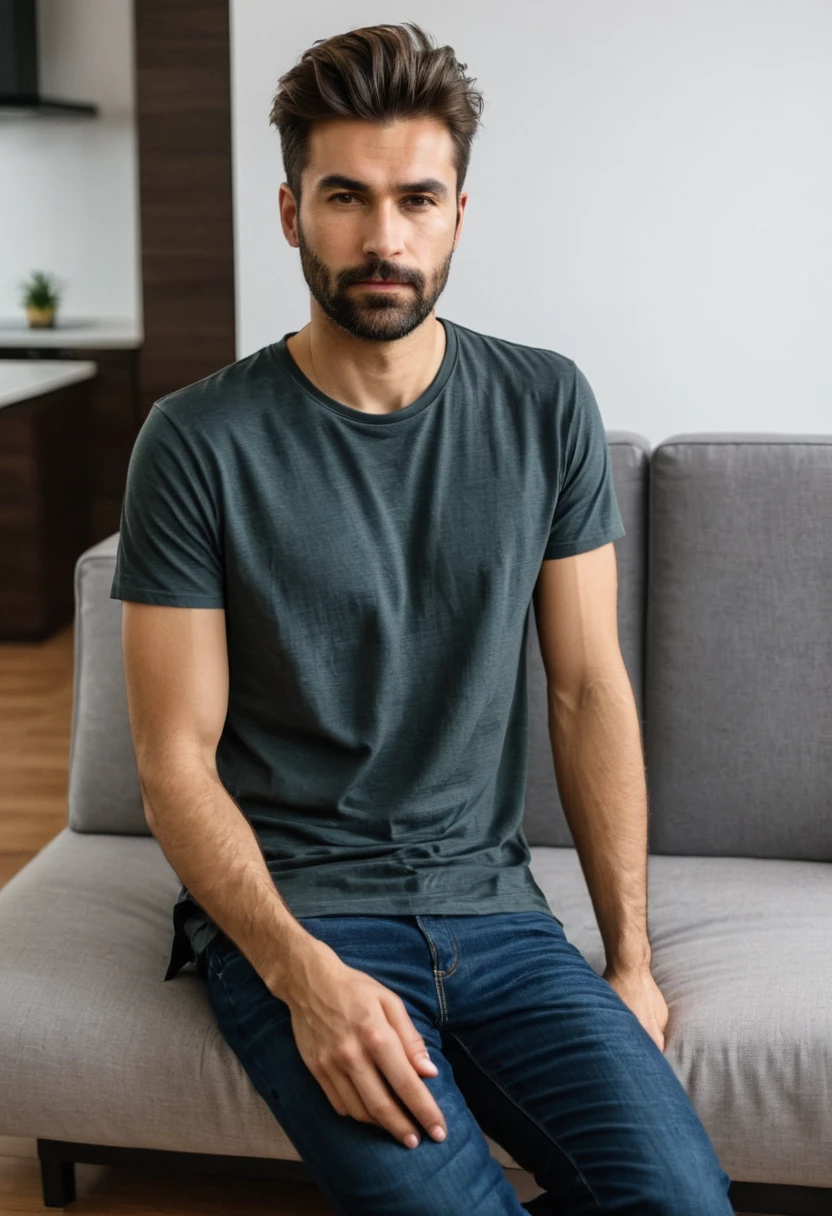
[315,173,450,201]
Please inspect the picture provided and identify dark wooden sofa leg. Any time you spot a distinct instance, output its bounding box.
[37,1142,76,1207]
[35,1138,316,1208]
[728,1179,832,1214]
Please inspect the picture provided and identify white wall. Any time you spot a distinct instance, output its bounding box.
[0,0,141,328]
[230,0,832,445]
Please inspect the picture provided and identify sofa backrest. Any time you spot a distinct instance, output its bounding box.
[68,532,148,834]
[643,434,832,861]
[70,432,830,861]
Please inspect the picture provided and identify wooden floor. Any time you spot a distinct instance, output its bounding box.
[0,622,770,1215]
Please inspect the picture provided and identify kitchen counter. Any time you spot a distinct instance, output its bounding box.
[0,359,98,409]
[0,317,142,349]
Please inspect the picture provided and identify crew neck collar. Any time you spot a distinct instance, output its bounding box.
[271,317,458,425]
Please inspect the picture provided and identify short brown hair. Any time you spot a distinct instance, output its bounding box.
[269,22,484,207]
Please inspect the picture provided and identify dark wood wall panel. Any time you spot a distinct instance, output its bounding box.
[134,0,236,421]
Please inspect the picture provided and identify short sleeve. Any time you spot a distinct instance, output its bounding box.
[543,362,626,559]
[110,404,225,606]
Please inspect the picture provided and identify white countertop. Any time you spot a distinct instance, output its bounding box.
[0,360,98,410]
[0,317,142,348]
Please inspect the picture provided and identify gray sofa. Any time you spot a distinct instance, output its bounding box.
[1,431,830,1214]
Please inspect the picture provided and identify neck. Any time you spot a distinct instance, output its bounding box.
[287,309,446,416]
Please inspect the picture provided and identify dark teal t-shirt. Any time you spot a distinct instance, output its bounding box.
[109,316,626,979]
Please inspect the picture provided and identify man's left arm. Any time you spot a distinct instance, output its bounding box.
[533,541,669,1049]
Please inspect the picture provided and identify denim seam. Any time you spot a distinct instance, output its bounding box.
[415,916,448,1025]
[439,921,460,977]
[210,953,289,1110]
[446,1030,604,1212]
[415,916,459,978]
[210,954,362,1216]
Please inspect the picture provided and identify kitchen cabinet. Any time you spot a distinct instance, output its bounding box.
[0,362,96,640]
[0,320,142,543]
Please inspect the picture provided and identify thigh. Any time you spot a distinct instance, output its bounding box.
[201,920,529,1216]
[443,914,733,1215]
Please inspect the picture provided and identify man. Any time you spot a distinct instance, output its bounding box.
[112,20,733,1215]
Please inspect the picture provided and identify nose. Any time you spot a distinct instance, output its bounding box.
[361,200,406,263]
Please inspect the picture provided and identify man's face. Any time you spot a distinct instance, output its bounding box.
[280,116,467,342]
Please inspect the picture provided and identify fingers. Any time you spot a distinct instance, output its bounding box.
[383,993,439,1077]
[314,1030,447,1148]
[314,1039,421,1147]
[359,1022,448,1144]
[315,1069,350,1117]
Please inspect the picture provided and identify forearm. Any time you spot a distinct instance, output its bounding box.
[141,765,315,999]
[548,672,651,972]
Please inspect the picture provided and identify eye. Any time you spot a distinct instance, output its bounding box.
[329,193,435,208]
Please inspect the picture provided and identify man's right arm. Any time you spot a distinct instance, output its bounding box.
[120,599,449,1148]
[120,600,316,999]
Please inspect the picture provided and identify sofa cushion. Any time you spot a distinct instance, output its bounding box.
[644,433,832,859]
[0,829,829,1186]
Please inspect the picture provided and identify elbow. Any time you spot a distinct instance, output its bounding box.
[137,777,158,832]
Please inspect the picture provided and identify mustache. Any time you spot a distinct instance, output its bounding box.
[347,269,418,286]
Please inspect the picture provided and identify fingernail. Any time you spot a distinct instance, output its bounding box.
[404,1133,419,1148]
[431,1125,446,1141]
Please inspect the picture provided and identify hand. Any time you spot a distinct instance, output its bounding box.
[281,937,448,1150]
[602,962,669,1053]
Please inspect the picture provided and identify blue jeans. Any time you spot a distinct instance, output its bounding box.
[197,912,733,1215]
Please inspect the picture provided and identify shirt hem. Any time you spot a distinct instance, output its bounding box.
[542,524,626,559]
[110,583,225,606]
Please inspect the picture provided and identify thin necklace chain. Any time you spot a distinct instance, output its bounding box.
[307,330,321,391]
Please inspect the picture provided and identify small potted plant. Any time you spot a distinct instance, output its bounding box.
[19,270,62,328]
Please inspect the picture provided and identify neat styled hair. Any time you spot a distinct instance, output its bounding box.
[269,22,485,208]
